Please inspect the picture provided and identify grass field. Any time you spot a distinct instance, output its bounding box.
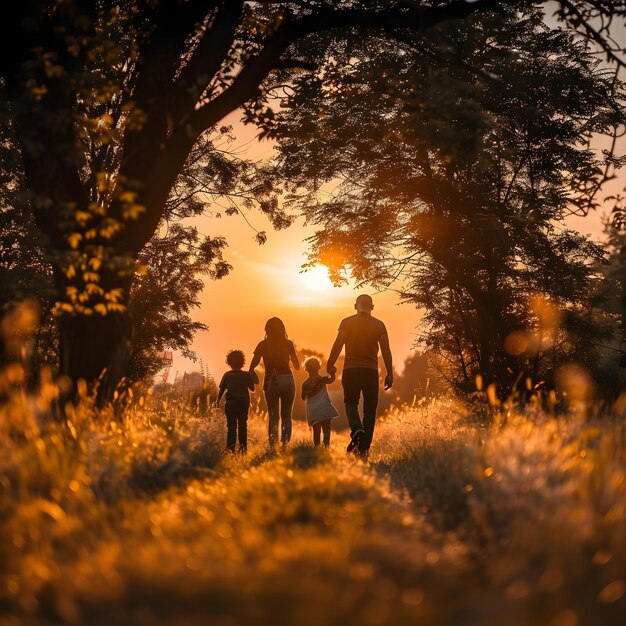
[2,385,626,626]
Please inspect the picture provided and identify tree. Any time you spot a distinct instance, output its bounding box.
[601,220,626,374]
[0,124,265,386]
[267,6,625,392]
[1,1,623,400]
[126,124,274,383]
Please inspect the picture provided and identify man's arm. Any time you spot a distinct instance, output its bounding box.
[380,329,393,390]
[327,329,347,374]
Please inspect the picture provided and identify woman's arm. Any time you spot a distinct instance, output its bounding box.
[249,345,262,381]
[289,341,300,370]
[249,355,261,385]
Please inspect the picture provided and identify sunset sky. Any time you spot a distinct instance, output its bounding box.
[169,111,616,383]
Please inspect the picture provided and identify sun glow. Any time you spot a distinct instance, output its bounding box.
[298,264,335,293]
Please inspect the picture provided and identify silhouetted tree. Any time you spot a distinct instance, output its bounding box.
[268,6,625,392]
[2,1,624,400]
[601,220,626,374]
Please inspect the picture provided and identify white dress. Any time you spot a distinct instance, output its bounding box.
[306,385,339,426]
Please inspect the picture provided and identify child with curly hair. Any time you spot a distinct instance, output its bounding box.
[217,350,256,453]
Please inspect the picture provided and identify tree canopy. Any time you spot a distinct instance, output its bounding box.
[1,0,625,400]
[266,5,625,392]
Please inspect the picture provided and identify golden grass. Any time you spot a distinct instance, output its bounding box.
[2,383,626,625]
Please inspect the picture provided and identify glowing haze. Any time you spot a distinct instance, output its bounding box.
[168,112,613,384]
[171,208,421,382]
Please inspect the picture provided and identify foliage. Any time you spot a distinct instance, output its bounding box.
[1,1,623,396]
[0,123,272,384]
[268,6,625,392]
[598,220,626,384]
[127,224,223,383]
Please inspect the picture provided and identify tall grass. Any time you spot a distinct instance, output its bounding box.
[1,371,626,625]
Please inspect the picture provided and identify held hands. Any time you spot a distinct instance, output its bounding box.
[327,363,337,376]
[384,374,393,390]
[327,371,336,384]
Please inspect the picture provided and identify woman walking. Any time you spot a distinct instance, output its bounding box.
[250,317,300,447]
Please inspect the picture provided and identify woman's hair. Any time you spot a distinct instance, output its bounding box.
[303,356,321,372]
[226,349,245,369]
[264,317,288,342]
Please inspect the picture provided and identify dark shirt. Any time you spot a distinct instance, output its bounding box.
[219,370,254,401]
[253,338,297,375]
[338,313,389,371]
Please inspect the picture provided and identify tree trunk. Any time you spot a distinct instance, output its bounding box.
[55,272,133,405]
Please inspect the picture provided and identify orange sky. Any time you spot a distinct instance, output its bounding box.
[168,111,622,383]
[173,204,422,381]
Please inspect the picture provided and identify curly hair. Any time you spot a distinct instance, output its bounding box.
[303,356,321,372]
[226,349,245,369]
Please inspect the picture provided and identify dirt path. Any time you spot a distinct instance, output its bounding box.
[56,428,474,626]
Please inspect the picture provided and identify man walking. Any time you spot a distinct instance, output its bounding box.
[327,294,393,456]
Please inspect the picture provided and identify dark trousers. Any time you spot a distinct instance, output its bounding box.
[342,368,379,452]
[312,420,331,447]
[265,373,295,445]
[225,398,249,452]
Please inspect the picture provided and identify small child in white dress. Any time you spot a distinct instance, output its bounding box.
[301,357,339,447]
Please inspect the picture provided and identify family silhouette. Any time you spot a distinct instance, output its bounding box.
[217,294,393,457]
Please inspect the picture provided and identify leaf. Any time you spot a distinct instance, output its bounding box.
[67,233,83,249]
[122,203,146,221]
[75,211,91,226]
[598,581,625,603]
[106,303,127,313]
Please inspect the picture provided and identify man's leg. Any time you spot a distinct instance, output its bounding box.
[361,369,380,453]
[342,368,363,434]
[265,388,279,446]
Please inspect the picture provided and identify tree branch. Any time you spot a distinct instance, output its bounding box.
[171,0,245,124]
[188,0,505,135]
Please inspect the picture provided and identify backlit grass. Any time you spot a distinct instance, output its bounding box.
[2,380,626,625]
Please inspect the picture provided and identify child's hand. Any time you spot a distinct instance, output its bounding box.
[327,372,336,383]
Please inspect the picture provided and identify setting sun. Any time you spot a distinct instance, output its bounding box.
[298,264,334,292]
